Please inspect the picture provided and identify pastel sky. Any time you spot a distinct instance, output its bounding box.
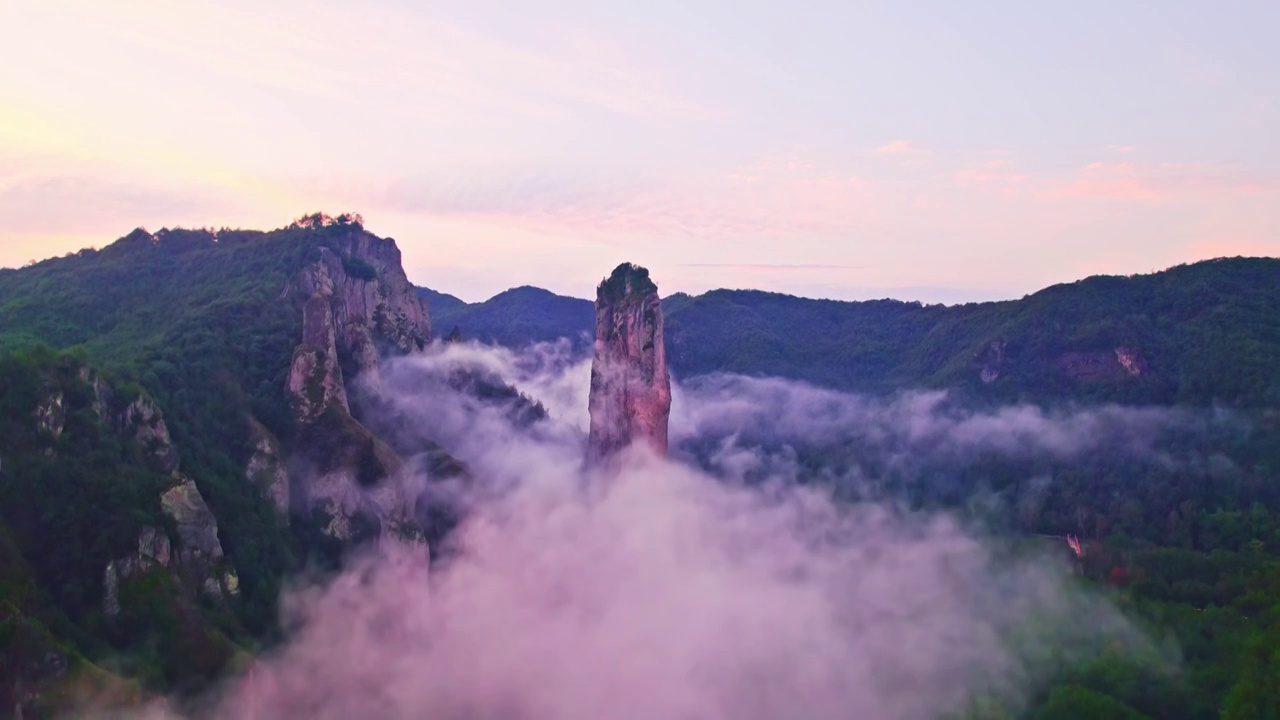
[2,1,1277,303]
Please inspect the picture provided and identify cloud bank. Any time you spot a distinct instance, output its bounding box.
[144,341,1185,719]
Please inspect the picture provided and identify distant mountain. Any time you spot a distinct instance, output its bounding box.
[418,285,594,350]
[417,257,1280,407]
[414,286,468,318]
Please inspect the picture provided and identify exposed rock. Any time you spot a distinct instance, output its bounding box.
[291,234,431,379]
[161,475,225,567]
[288,294,350,424]
[1115,346,1148,377]
[135,526,172,568]
[974,340,1006,384]
[77,366,114,421]
[103,526,173,616]
[588,263,671,460]
[245,419,290,515]
[120,396,178,474]
[1059,347,1147,382]
[305,428,416,542]
[223,569,240,596]
[284,228,436,540]
[34,391,65,439]
[103,562,121,617]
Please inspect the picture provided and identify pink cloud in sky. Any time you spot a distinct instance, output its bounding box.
[953,160,1032,195]
[1024,160,1273,204]
[1046,162,1166,203]
[874,140,925,155]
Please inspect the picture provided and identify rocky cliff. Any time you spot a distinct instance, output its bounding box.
[290,230,431,383]
[84,371,237,615]
[587,263,672,460]
[284,228,434,540]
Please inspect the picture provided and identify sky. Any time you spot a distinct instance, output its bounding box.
[1,0,1276,303]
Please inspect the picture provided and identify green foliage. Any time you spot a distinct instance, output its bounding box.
[1033,685,1150,720]
[341,255,378,281]
[597,262,657,303]
[663,258,1280,407]
[0,225,377,697]
[423,285,594,350]
[0,348,170,623]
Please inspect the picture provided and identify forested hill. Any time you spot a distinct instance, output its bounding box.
[0,217,433,710]
[421,285,595,350]
[421,256,1280,407]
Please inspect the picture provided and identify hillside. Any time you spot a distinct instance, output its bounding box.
[0,216,471,713]
[421,257,1280,407]
[420,285,595,350]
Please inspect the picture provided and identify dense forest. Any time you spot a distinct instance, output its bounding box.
[2,224,1280,718]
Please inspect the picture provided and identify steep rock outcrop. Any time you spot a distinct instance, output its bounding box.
[288,294,350,424]
[246,419,290,515]
[34,390,66,439]
[17,362,237,617]
[77,366,114,421]
[588,263,671,460]
[104,527,172,616]
[291,234,431,380]
[284,229,434,540]
[120,396,179,474]
[160,474,238,600]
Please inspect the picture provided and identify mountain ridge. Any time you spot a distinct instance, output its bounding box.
[416,255,1280,407]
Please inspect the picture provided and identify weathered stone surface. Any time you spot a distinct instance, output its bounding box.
[161,475,225,565]
[588,263,671,460]
[103,526,174,616]
[290,233,431,379]
[1058,346,1148,382]
[975,340,1006,384]
[77,366,115,421]
[1115,346,1148,377]
[33,391,65,439]
[246,419,290,515]
[306,429,414,541]
[120,396,178,473]
[283,229,435,540]
[288,294,350,424]
[103,562,121,617]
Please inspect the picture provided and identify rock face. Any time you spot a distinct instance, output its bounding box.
[104,526,172,616]
[34,391,66,438]
[288,293,350,424]
[121,395,179,474]
[161,476,224,567]
[588,263,671,461]
[290,233,431,382]
[283,229,434,539]
[1059,346,1149,382]
[975,340,1007,384]
[245,419,290,515]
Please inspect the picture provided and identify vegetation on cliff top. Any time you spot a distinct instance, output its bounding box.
[597,262,659,304]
